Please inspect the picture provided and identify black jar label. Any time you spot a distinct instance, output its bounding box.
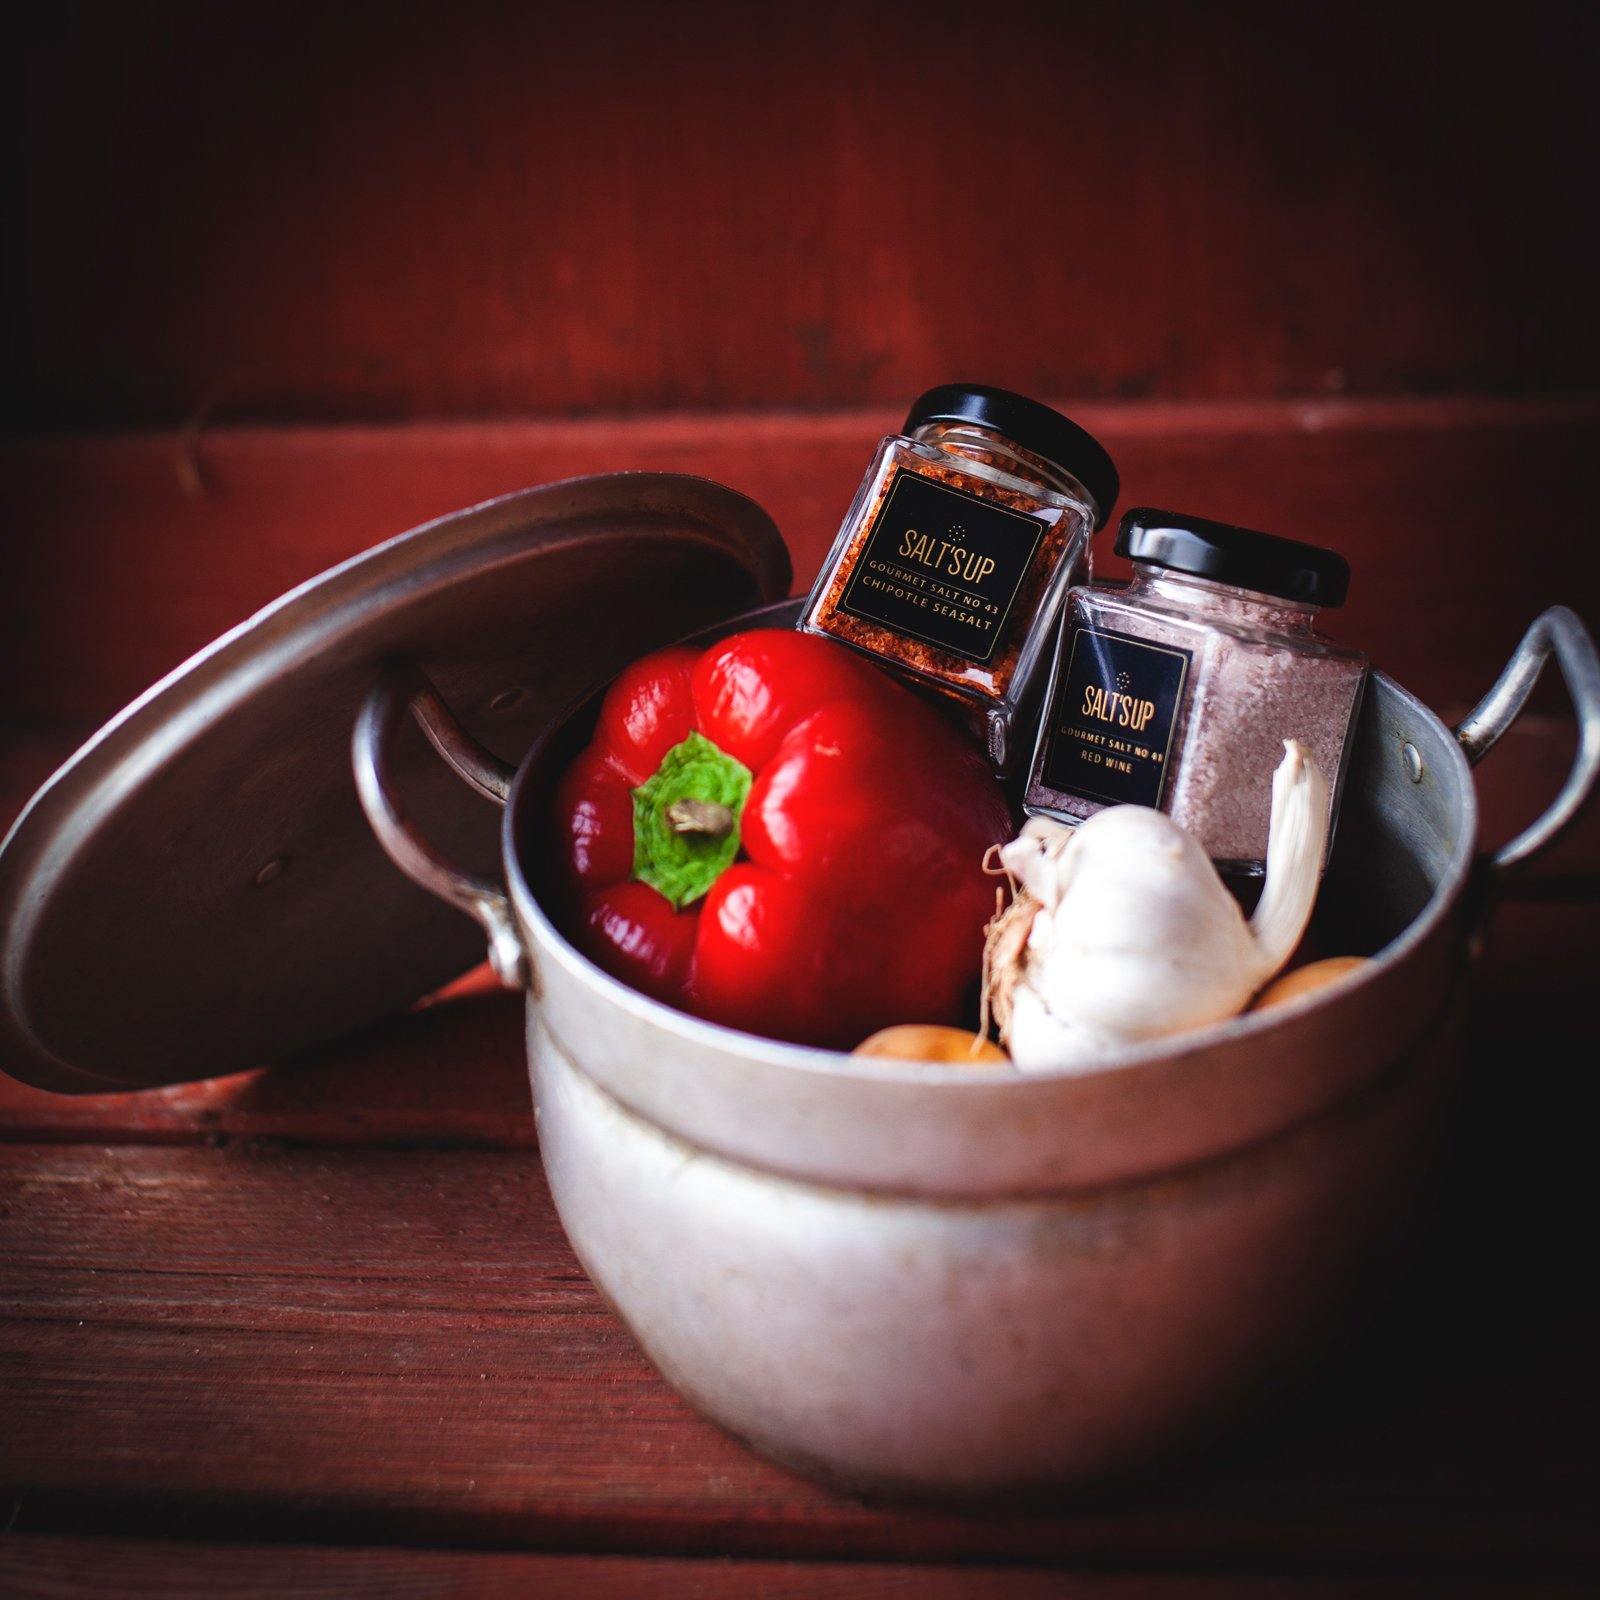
[838,470,1046,664]
[1040,625,1191,808]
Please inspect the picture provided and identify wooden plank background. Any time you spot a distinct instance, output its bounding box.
[6,2,1598,427]
[4,400,1598,725]
[5,4,1597,723]
[4,3,1599,1590]
[5,1538,1596,1600]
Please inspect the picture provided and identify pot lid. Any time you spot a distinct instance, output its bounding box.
[0,473,789,1093]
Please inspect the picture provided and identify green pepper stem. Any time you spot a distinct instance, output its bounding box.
[631,731,751,909]
[665,798,735,838]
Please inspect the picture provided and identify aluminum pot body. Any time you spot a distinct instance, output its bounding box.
[355,599,1597,1496]
[528,998,1459,1493]
[502,602,1476,1495]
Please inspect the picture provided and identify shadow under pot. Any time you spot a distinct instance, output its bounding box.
[1025,508,1369,878]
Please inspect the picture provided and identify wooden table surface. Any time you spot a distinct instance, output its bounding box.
[1,713,1597,1598]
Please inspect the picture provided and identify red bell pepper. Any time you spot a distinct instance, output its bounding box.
[549,629,1011,1049]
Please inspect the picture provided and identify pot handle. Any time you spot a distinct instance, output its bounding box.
[352,663,531,989]
[1454,605,1600,880]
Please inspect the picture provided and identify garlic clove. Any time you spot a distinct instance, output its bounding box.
[1006,985,1100,1073]
[1247,740,1331,980]
[998,816,1076,909]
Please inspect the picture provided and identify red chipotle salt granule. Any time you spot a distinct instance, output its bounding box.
[799,385,1118,773]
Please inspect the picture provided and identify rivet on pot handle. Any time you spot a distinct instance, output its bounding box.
[1454,605,1600,878]
[353,664,531,990]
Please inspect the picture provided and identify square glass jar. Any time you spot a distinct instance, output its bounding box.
[1025,510,1368,876]
[800,386,1118,772]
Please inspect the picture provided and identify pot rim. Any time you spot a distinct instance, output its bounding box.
[503,665,1477,1088]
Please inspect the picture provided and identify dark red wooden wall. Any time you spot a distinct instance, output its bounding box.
[4,2,1598,732]
[8,1,1597,427]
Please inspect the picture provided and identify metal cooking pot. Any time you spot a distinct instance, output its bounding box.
[356,601,1599,1497]
[4,474,1596,1497]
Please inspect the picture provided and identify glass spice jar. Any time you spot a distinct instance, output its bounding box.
[799,384,1118,771]
[1024,508,1368,877]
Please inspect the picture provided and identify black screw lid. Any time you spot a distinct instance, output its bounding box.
[1114,507,1351,608]
[905,384,1119,529]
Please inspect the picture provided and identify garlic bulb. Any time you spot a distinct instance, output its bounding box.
[986,740,1330,1072]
